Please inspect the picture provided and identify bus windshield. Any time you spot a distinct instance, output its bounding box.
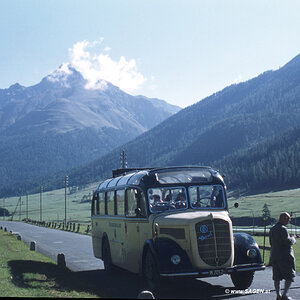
[148,187,187,212]
[148,185,225,213]
[189,185,225,209]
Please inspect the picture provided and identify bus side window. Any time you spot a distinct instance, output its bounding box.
[99,192,105,215]
[91,193,96,216]
[116,189,125,216]
[136,190,146,217]
[95,192,100,215]
[114,191,117,215]
[126,189,136,217]
[105,192,108,215]
[107,191,114,215]
[126,188,146,218]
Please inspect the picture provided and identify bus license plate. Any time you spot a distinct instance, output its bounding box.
[209,269,224,276]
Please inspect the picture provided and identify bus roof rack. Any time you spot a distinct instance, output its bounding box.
[112,167,156,178]
[112,166,214,178]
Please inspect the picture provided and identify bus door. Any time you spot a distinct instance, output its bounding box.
[123,188,149,273]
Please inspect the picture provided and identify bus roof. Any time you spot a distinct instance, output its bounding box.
[96,166,225,191]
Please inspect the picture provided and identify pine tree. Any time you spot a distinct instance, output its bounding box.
[262,203,271,219]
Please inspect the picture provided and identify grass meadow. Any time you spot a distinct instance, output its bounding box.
[1,182,98,224]
[228,188,300,220]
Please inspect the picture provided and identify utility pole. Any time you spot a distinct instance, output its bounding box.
[3,199,5,220]
[10,197,21,221]
[64,175,68,226]
[19,196,22,221]
[26,192,28,220]
[40,186,43,222]
[120,149,127,169]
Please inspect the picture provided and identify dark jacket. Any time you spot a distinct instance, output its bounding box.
[269,222,295,264]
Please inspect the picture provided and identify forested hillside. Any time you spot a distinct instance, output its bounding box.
[63,53,300,195]
[215,125,300,193]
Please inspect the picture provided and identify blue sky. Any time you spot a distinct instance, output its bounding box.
[1,0,300,108]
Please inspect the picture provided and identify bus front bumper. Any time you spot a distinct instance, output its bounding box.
[160,263,265,278]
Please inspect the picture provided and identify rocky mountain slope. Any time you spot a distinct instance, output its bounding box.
[0,64,180,196]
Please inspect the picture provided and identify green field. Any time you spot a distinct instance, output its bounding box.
[228,188,300,220]
[1,182,98,224]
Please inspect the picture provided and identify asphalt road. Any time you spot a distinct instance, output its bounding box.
[1,221,299,299]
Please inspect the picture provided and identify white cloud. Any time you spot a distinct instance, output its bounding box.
[68,39,146,93]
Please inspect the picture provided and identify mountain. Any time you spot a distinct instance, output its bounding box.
[0,64,180,196]
[58,53,300,195]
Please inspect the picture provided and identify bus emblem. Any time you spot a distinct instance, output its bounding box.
[199,225,208,233]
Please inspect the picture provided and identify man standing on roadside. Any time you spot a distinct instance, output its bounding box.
[269,212,296,300]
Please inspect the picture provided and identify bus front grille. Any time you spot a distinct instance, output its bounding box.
[195,219,231,267]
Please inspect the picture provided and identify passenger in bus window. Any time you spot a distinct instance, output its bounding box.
[150,194,163,211]
[211,186,223,208]
[215,189,223,208]
[153,194,162,203]
[148,189,153,200]
[164,194,172,202]
[174,192,187,208]
[175,192,185,202]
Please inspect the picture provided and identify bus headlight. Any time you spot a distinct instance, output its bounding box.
[247,248,257,258]
[171,254,181,265]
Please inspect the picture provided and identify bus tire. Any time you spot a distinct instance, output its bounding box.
[143,249,161,292]
[102,239,114,273]
[230,270,254,289]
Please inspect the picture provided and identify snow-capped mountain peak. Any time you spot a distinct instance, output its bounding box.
[45,63,85,88]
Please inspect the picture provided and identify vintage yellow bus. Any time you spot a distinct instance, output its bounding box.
[91,166,264,290]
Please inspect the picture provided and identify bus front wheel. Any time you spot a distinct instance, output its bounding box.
[143,249,161,291]
[231,270,254,289]
[102,239,114,273]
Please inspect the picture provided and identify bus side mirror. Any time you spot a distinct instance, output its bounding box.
[234,202,239,208]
